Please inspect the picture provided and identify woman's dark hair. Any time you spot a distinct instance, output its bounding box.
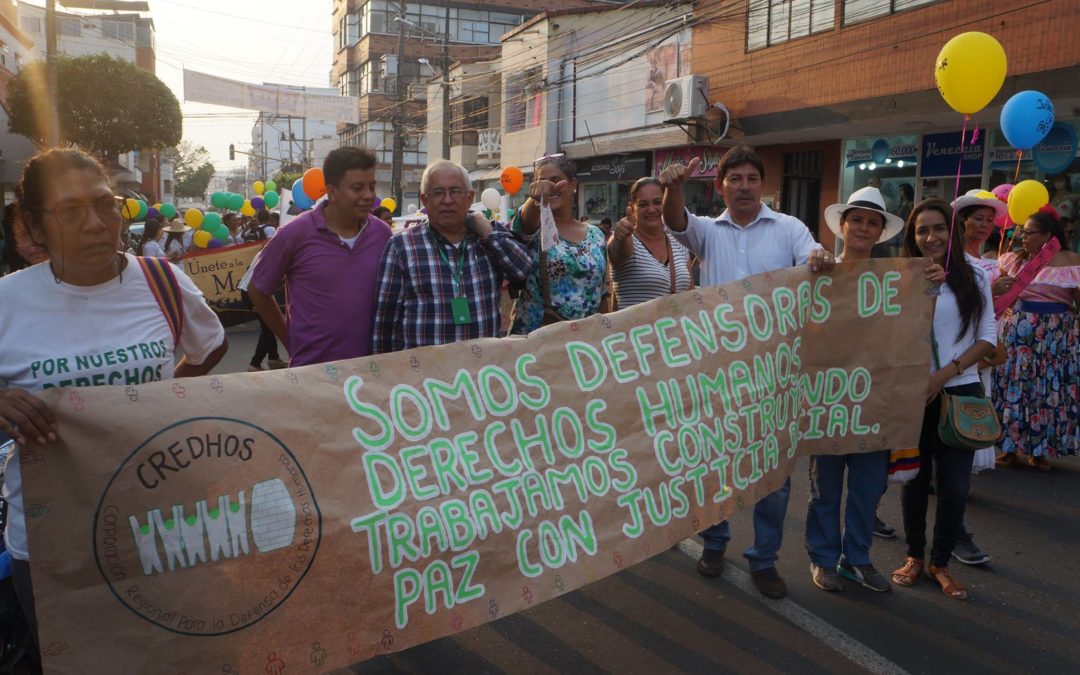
[900,183,914,201]
[599,217,612,226]
[630,177,662,200]
[957,204,996,225]
[15,147,110,235]
[534,155,576,181]
[323,146,377,187]
[372,206,392,221]
[1027,211,1067,250]
[136,219,163,256]
[164,231,186,253]
[718,145,765,183]
[904,198,984,341]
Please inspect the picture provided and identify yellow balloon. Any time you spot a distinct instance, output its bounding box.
[381,197,397,213]
[184,208,204,229]
[975,190,996,200]
[193,230,212,248]
[1007,180,1049,224]
[122,198,139,219]
[152,202,162,210]
[253,181,265,196]
[240,200,256,217]
[934,32,1007,115]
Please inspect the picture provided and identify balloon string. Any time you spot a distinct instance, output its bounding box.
[1013,150,1022,183]
[945,114,968,273]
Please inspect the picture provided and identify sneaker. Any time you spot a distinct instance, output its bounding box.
[696,549,725,577]
[810,563,844,592]
[246,365,264,372]
[873,516,896,539]
[267,358,288,370]
[837,561,891,592]
[952,535,991,566]
[751,567,788,599]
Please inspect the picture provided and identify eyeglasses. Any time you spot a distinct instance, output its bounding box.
[426,187,469,201]
[532,152,566,167]
[37,196,124,228]
[1018,228,1047,236]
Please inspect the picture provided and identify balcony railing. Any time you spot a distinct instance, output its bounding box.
[477,128,501,168]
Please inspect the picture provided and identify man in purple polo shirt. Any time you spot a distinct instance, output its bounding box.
[248,146,392,366]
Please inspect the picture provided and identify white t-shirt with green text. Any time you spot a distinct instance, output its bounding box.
[0,254,226,560]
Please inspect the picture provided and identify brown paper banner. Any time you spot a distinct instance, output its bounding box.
[23,258,931,673]
[180,242,264,327]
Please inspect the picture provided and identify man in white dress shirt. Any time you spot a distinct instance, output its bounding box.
[660,145,834,599]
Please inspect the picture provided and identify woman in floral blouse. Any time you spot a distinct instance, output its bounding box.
[510,155,609,334]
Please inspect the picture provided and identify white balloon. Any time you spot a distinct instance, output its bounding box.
[407,203,417,214]
[481,188,502,211]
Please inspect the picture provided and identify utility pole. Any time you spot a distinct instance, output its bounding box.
[442,0,451,160]
[45,0,60,145]
[391,1,407,212]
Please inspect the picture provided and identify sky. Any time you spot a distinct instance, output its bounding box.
[144,0,334,169]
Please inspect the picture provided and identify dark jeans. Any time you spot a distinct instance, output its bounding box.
[241,290,280,367]
[901,383,980,567]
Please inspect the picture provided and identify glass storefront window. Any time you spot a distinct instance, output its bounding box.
[841,135,918,257]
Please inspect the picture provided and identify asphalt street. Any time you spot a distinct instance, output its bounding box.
[216,323,1080,675]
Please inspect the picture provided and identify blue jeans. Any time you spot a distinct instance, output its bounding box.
[700,478,791,572]
[805,451,888,568]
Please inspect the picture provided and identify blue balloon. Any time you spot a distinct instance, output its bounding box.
[871,138,890,164]
[1000,90,1055,150]
[291,178,314,210]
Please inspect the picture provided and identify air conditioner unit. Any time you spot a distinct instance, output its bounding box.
[663,75,709,121]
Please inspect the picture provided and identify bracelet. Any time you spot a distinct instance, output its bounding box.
[952,359,963,376]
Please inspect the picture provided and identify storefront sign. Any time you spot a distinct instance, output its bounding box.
[920,131,984,177]
[25,260,932,674]
[844,142,918,167]
[574,153,650,183]
[654,146,727,179]
[1032,122,1078,175]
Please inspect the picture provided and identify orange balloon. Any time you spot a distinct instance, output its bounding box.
[500,166,524,196]
[302,168,327,201]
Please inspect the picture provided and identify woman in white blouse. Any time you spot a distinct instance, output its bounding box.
[135,217,166,258]
[891,198,996,600]
[608,177,693,308]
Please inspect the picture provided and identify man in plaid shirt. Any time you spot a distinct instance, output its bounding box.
[371,161,532,353]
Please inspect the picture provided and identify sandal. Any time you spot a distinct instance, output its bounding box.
[995,452,1020,468]
[1028,456,1051,472]
[891,557,923,586]
[927,563,968,600]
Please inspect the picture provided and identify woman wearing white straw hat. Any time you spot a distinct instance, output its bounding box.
[805,187,938,594]
[161,218,190,262]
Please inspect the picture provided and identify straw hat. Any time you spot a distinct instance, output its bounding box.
[162,219,190,234]
[951,188,1007,220]
[824,187,905,243]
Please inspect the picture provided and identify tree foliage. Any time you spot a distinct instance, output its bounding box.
[7,53,182,159]
[163,141,209,179]
[175,161,215,199]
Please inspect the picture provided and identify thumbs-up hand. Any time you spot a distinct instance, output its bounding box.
[613,205,636,241]
[658,157,701,189]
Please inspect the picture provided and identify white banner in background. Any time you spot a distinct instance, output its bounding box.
[183,69,360,124]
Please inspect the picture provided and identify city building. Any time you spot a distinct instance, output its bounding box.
[16,2,164,201]
[331,0,606,207]
[690,0,1080,250]
[0,0,36,207]
[247,93,339,183]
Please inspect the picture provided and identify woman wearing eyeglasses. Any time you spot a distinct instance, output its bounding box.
[994,210,1080,471]
[0,148,227,664]
[608,177,693,308]
[509,155,610,333]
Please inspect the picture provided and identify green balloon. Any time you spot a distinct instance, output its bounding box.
[202,212,223,230]
[160,203,177,219]
[210,192,228,208]
[227,193,244,211]
[265,180,277,193]
[212,224,230,241]
[135,200,148,221]
[263,191,280,208]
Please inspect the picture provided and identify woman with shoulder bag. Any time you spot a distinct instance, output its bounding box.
[890,199,996,600]
[508,155,609,333]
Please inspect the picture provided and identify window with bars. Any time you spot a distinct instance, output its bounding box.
[842,0,938,25]
[101,20,135,43]
[747,0,834,51]
[58,16,82,37]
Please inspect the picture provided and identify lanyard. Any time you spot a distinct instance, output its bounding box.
[433,234,466,298]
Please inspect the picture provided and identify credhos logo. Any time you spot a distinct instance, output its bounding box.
[94,418,321,636]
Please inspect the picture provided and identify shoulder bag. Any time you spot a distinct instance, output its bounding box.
[931,328,1002,451]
